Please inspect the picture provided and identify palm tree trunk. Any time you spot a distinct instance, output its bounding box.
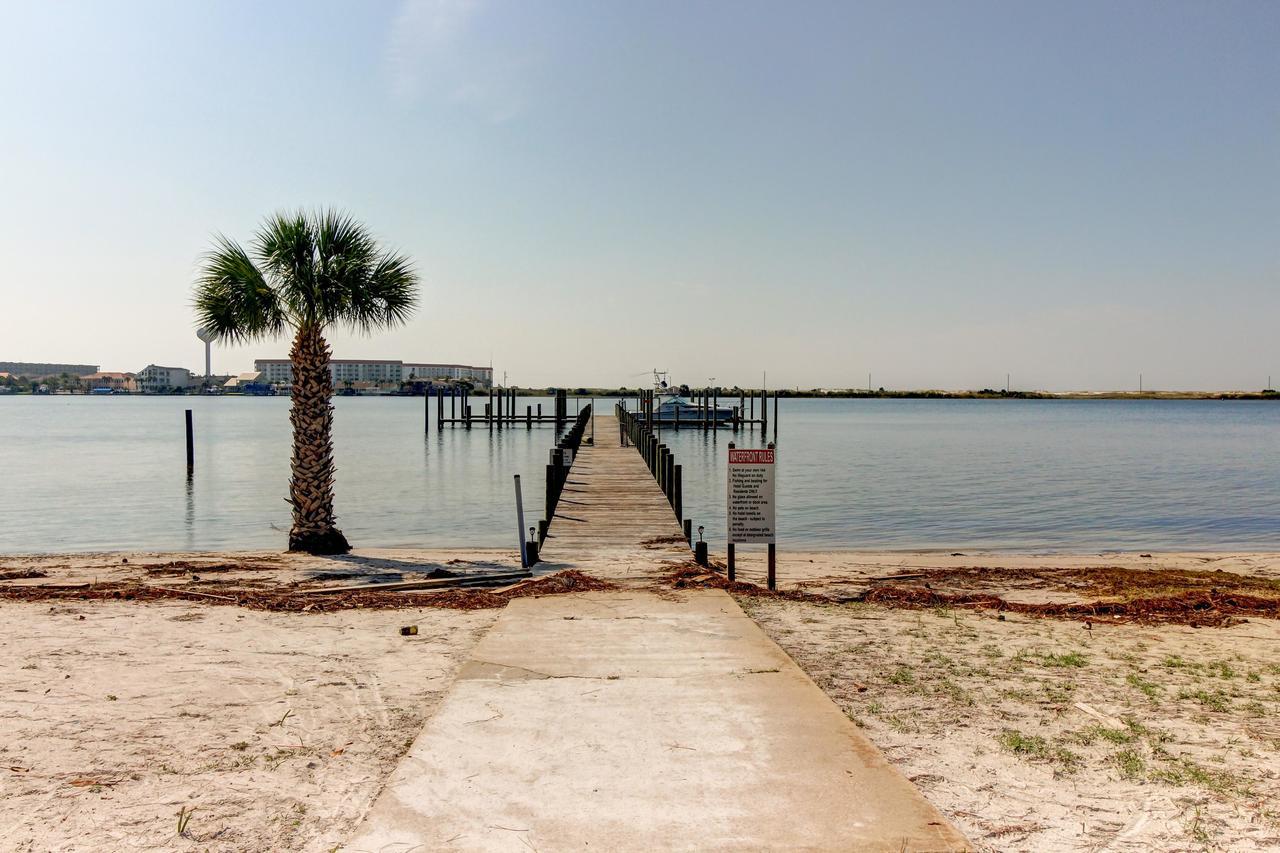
[287,325,350,554]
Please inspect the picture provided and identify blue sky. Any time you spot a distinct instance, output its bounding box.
[1,0,1276,390]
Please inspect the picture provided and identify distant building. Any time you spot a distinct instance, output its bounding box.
[137,365,194,393]
[0,361,98,378]
[222,371,274,395]
[82,372,137,393]
[403,363,493,385]
[254,359,493,388]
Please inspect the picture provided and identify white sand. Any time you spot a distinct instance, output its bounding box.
[4,547,1279,851]
[0,599,497,852]
[743,597,1280,851]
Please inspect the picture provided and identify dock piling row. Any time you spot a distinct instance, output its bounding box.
[538,405,592,545]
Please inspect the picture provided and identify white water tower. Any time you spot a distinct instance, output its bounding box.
[196,327,219,378]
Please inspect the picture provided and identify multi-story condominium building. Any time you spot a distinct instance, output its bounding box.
[254,359,493,388]
[403,363,493,384]
[0,361,99,378]
[137,365,194,393]
[82,372,137,392]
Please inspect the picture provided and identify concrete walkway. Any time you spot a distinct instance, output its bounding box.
[342,589,969,851]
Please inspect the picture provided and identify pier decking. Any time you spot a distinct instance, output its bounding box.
[537,413,686,559]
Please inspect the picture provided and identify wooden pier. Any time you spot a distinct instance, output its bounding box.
[430,387,574,430]
[538,412,687,560]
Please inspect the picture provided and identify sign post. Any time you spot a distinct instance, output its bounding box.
[727,442,777,590]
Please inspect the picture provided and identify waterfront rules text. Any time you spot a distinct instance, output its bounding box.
[727,448,776,544]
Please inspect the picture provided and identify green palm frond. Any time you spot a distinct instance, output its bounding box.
[346,250,419,335]
[194,209,419,340]
[193,235,287,344]
[253,211,317,321]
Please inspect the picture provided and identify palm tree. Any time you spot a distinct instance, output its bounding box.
[193,210,418,554]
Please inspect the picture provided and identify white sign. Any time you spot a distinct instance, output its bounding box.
[727,447,776,544]
[550,448,573,466]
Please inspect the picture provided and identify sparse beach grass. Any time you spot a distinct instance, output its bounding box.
[741,595,1280,851]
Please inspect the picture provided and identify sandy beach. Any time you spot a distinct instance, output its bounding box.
[2,547,1278,851]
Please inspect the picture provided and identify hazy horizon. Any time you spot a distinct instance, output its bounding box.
[2,1,1276,391]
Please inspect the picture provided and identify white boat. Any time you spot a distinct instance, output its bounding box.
[651,396,735,424]
[640,370,735,425]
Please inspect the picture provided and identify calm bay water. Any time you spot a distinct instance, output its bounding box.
[0,396,1276,553]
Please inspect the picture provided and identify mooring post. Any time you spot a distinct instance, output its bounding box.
[773,392,779,445]
[552,448,565,507]
[465,404,472,429]
[673,463,683,520]
[526,405,532,429]
[451,387,456,421]
[665,453,675,505]
[185,409,193,471]
[713,387,718,428]
[545,462,557,521]
[424,390,429,434]
[762,390,768,434]
[436,387,444,431]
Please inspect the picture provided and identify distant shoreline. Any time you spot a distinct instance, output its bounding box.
[1,388,1277,401]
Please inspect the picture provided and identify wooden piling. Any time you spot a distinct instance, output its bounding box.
[184,409,193,471]
[673,464,682,520]
[727,543,735,582]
